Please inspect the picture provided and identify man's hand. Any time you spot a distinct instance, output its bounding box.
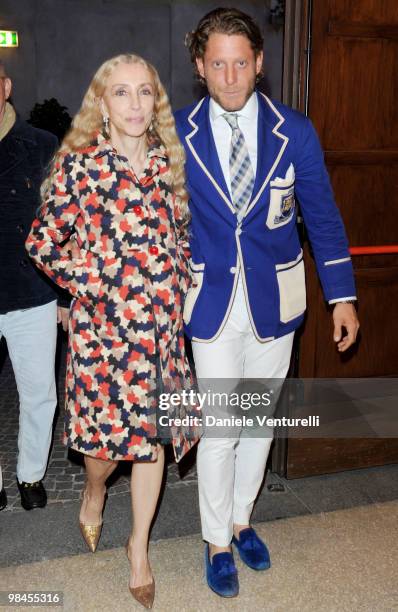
[57,306,69,332]
[333,303,360,352]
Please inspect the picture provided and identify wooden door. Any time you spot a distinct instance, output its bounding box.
[285,0,398,477]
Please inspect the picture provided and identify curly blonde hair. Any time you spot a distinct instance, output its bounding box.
[46,53,189,224]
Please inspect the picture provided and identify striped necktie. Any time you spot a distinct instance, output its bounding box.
[223,113,255,215]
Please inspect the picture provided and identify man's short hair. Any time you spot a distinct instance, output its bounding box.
[185,7,264,64]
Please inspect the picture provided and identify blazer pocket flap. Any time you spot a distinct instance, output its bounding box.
[189,261,205,273]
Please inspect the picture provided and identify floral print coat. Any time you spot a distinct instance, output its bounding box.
[26,134,198,462]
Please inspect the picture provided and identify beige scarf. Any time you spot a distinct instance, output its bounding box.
[0,102,16,141]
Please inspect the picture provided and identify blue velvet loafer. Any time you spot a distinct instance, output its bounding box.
[205,544,239,598]
[232,527,271,571]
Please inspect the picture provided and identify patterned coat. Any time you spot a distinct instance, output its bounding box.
[26,134,198,462]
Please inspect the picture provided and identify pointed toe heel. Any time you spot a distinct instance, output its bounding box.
[79,489,107,553]
[129,578,155,610]
[125,538,155,609]
[79,521,103,553]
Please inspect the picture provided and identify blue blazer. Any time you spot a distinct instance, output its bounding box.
[175,92,356,342]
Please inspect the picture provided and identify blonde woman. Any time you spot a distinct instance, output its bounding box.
[26,54,197,609]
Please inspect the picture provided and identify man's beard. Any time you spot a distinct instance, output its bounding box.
[207,77,256,112]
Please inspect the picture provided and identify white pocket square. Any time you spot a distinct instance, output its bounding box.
[273,163,295,184]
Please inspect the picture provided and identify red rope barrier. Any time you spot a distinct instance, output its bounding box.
[349,245,398,255]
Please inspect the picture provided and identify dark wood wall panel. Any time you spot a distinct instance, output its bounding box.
[286,0,398,477]
[297,260,398,379]
[328,164,398,249]
[313,268,398,377]
[329,0,398,25]
[310,38,398,149]
[287,438,398,478]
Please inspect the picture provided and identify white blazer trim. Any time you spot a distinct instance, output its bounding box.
[244,94,290,217]
[190,256,241,343]
[324,257,351,266]
[186,98,236,216]
[328,296,357,304]
[236,234,275,343]
[275,250,303,271]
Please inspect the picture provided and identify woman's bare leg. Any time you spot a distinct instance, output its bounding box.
[128,444,165,588]
[79,455,118,525]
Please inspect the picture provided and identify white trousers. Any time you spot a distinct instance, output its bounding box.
[192,278,294,546]
[0,300,58,483]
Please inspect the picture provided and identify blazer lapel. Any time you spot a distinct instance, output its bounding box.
[245,92,289,217]
[185,97,236,216]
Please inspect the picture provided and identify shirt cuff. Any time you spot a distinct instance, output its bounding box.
[328,296,357,304]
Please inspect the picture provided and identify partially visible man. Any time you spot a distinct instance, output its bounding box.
[175,8,359,598]
[0,61,68,510]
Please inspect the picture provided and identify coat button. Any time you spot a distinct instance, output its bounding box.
[16,224,24,233]
[149,246,159,255]
[230,266,236,274]
[11,188,17,195]
[134,205,142,215]
[20,259,28,267]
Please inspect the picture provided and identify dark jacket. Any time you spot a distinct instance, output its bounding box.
[0,118,68,313]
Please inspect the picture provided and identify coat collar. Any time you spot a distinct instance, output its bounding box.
[87,131,168,161]
[185,91,289,219]
[1,117,38,145]
[84,132,168,182]
[0,102,16,141]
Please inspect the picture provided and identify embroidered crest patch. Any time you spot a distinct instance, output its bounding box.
[273,190,295,225]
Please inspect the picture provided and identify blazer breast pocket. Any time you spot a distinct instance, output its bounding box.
[183,261,205,325]
[266,179,296,230]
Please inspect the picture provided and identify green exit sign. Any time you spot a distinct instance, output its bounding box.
[0,31,19,47]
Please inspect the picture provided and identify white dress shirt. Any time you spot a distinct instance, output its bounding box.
[209,93,258,198]
[208,94,259,309]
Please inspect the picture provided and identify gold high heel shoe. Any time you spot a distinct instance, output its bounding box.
[125,538,155,609]
[79,521,103,553]
[79,489,106,553]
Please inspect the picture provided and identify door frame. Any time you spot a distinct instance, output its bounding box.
[270,0,311,475]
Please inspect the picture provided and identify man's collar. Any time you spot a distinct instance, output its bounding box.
[209,91,258,122]
[0,102,16,141]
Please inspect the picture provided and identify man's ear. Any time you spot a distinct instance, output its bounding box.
[255,51,264,77]
[196,57,205,79]
[4,78,12,100]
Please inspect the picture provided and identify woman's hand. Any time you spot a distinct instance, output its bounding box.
[60,238,81,262]
[57,306,69,332]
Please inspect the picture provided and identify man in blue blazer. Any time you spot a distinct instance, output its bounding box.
[175,8,359,597]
